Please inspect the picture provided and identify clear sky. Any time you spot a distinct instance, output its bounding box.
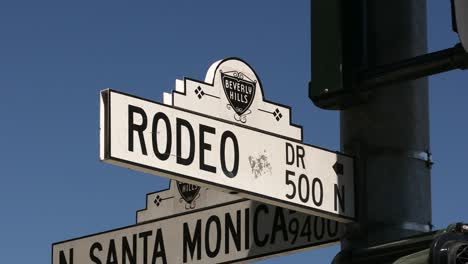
[0,0,467,263]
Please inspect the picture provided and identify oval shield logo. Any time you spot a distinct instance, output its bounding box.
[221,70,257,117]
[176,181,201,206]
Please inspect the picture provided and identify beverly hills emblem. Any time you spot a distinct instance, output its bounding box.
[164,58,297,131]
[221,70,257,121]
[176,181,201,209]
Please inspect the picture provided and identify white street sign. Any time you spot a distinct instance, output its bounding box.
[53,181,343,264]
[100,58,355,222]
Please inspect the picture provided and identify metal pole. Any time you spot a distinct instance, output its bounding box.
[337,0,432,262]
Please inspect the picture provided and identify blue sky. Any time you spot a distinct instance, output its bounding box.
[0,0,467,263]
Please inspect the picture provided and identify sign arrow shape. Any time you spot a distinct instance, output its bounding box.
[333,162,344,175]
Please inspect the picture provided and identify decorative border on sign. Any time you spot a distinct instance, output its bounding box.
[169,57,305,142]
[258,107,284,122]
[194,86,220,100]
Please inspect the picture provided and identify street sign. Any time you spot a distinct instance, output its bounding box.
[53,181,343,264]
[454,0,468,52]
[100,58,355,222]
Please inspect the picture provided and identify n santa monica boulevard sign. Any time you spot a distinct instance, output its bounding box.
[100,58,355,223]
[53,181,343,264]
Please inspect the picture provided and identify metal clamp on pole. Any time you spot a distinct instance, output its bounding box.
[408,150,434,169]
[366,147,434,169]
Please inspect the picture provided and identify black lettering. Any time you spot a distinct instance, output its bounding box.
[176,118,195,166]
[152,113,171,160]
[270,207,288,244]
[199,125,216,173]
[300,216,312,241]
[286,143,294,165]
[314,216,325,240]
[334,184,345,213]
[285,170,296,199]
[312,178,324,206]
[106,239,117,264]
[90,243,102,264]
[139,231,152,264]
[298,174,310,203]
[205,215,221,258]
[183,221,201,262]
[296,145,306,169]
[128,105,148,155]
[225,211,241,254]
[327,220,339,237]
[253,205,269,247]
[151,229,167,264]
[220,131,239,178]
[244,208,250,250]
[122,235,136,264]
[59,249,73,264]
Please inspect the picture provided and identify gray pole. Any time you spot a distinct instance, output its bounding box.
[338,0,432,262]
